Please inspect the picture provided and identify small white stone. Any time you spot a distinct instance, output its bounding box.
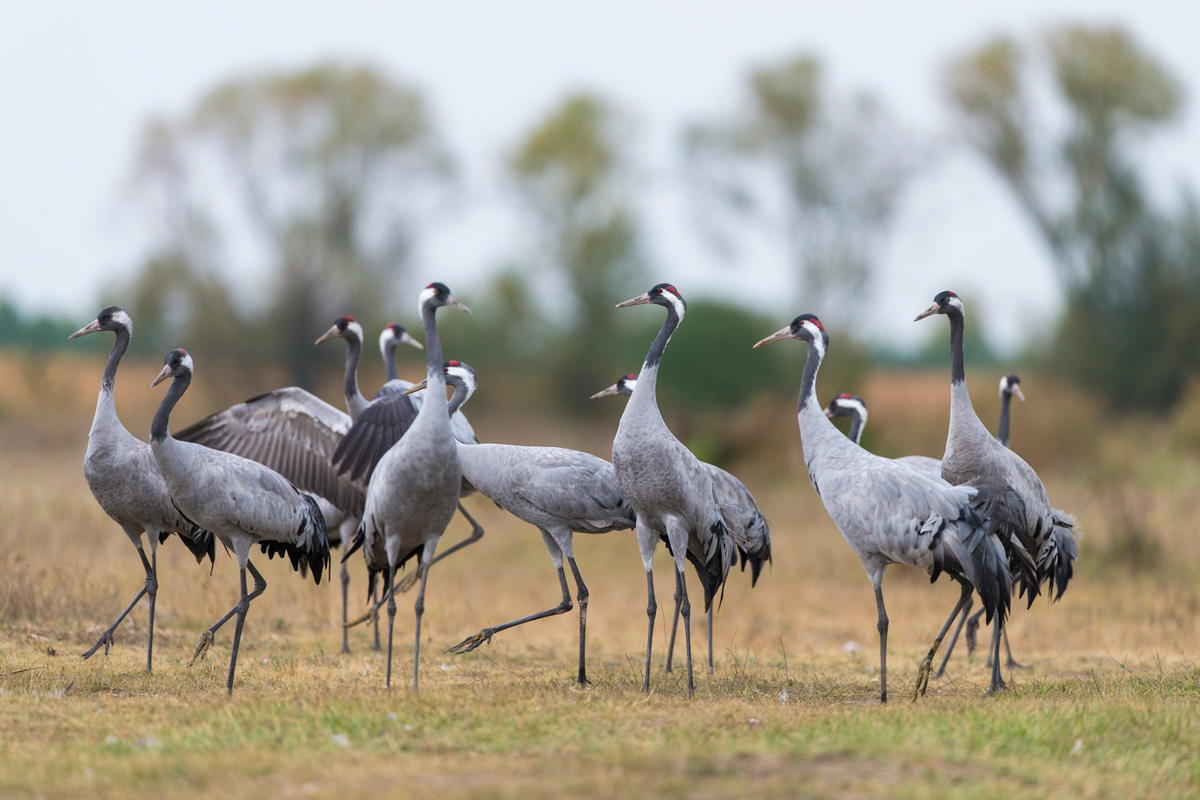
[1071,739,1083,755]
[843,641,862,653]
[330,733,351,748]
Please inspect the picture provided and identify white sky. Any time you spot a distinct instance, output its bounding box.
[3,0,1197,353]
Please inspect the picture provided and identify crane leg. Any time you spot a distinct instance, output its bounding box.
[1001,629,1024,668]
[190,561,266,669]
[678,565,694,697]
[446,566,573,655]
[873,579,889,704]
[339,561,352,655]
[965,606,985,656]
[567,557,590,687]
[396,503,484,593]
[986,614,1008,695]
[664,576,682,674]
[81,545,154,662]
[933,593,972,679]
[145,547,158,675]
[372,582,382,651]
[914,583,974,700]
[412,561,432,692]
[385,562,398,690]
[707,604,714,676]
[642,570,657,694]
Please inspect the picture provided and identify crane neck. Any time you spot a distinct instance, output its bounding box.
[447,380,472,416]
[384,341,399,382]
[419,302,447,415]
[797,336,825,416]
[100,326,131,395]
[848,413,864,445]
[643,301,681,370]
[343,333,366,416]
[947,307,966,387]
[998,392,1012,448]
[151,371,190,443]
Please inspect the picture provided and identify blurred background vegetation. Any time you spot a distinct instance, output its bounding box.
[5,22,1200,429]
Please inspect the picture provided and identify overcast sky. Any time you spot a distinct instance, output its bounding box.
[3,1,1197,352]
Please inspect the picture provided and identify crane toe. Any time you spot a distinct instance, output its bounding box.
[188,631,214,666]
[446,630,493,655]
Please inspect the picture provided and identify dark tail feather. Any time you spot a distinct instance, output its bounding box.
[1047,510,1079,601]
[342,520,366,563]
[953,511,1012,630]
[163,527,216,565]
[257,494,330,585]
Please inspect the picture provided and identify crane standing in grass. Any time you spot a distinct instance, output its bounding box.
[611,283,742,696]
[755,313,1012,701]
[592,372,771,675]
[150,348,329,694]
[342,282,470,690]
[70,307,215,673]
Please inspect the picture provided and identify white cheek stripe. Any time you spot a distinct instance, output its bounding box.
[840,398,868,426]
[666,292,686,321]
[418,286,437,312]
[802,320,825,360]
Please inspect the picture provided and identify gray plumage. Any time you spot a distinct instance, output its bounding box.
[593,371,771,674]
[150,349,329,694]
[69,307,215,673]
[412,362,634,685]
[916,292,1078,688]
[611,283,742,696]
[342,282,470,690]
[755,314,1012,702]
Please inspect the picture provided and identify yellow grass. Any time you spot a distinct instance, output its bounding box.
[2,353,1200,798]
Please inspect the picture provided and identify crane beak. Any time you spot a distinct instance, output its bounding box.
[68,319,102,340]
[616,292,652,308]
[590,383,622,399]
[446,295,471,314]
[1013,385,1026,402]
[824,407,836,419]
[914,302,941,322]
[753,327,793,348]
[151,363,173,388]
[403,378,429,395]
[400,331,424,350]
[314,325,341,346]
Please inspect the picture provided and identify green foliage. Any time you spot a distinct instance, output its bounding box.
[946,24,1197,410]
[0,298,80,353]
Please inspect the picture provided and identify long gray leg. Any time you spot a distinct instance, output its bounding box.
[664,572,682,673]
[707,603,714,675]
[340,560,351,655]
[385,562,398,689]
[446,566,572,654]
[643,571,656,693]
[914,583,974,699]
[221,561,266,694]
[873,578,888,704]
[566,556,590,686]
[987,614,1007,694]
[412,561,432,692]
[933,594,973,678]
[1001,629,1023,668]
[81,545,153,661]
[145,547,158,674]
[679,565,694,697]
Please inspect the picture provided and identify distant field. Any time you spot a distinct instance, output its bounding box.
[2,353,1199,798]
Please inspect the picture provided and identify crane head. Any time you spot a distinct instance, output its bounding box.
[754,314,826,350]
[616,283,687,319]
[824,393,868,423]
[315,315,363,346]
[70,306,132,340]
[1000,373,1025,402]
[420,282,471,315]
[914,290,964,321]
[152,348,193,387]
[380,323,423,353]
[590,373,638,400]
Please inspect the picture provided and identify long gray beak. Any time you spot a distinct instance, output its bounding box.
[914,302,941,322]
[590,383,622,399]
[753,327,793,348]
[400,331,424,350]
[314,325,341,346]
[824,407,836,419]
[151,363,173,388]
[404,378,429,395]
[616,292,652,308]
[68,319,102,340]
[1013,385,1026,402]
[446,295,471,314]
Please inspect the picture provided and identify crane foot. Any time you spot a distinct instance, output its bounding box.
[395,571,420,594]
[188,631,214,667]
[446,629,494,655]
[913,656,934,701]
[81,630,116,660]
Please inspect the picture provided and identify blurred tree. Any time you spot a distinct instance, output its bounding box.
[684,54,916,331]
[506,93,646,405]
[945,25,1200,409]
[123,62,452,386]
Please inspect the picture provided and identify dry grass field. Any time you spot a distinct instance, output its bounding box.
[2,352,1200,798]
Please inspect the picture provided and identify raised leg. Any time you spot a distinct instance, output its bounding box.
[397,503,484,593]
[933,593,973,678]
[81,545,154,662]
[664,571,683,673]
[873,578,889,704]
[340,561,351,655]
[914,583,973,700]
[385,561,398,689]
[567,556,590,686]
[446,566,573,655]
[188,561,267,668]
